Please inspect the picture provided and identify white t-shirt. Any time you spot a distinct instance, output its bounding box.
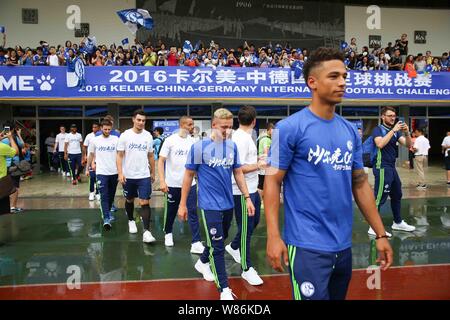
[441,136,450,157]
[65,132,83,154]
[117,129,154,179]
[55,133,67,152]
[44,136,56,153]
[83,132,96,154]
[413,135,430,156]
[89,135,119,176]
[231,128,258,195]
[47,54,59,66]
[159,133,196,188]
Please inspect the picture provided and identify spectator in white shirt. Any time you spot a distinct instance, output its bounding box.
[46,46,60,66]
[441,131,450,186]
[412,128,430,189]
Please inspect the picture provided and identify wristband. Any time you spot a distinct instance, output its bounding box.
[375,234,389,240]
[244,195,250,199]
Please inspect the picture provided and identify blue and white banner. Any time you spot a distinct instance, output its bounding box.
[1,67,449,101]
[153,120,179,139]
[117,9,154,34]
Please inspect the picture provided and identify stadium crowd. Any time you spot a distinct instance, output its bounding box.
[0,32,449,72]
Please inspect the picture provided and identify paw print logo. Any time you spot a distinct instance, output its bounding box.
[44,261,58,278]
[36,74,56,91]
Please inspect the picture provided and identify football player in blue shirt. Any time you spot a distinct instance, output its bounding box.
[265,47,393,300]
[178,108,255,300]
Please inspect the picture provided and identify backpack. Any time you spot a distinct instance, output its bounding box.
[362,125,390,168]
[155,136,165,158]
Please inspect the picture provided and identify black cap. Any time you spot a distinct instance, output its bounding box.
[70,123,77,128]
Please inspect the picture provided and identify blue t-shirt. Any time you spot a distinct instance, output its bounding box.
[1,137,24,167]
[95,129,120,137]
[371,124,400,168]
[0,56,6,65]
[185,138,241,211]
[269,108,363,252]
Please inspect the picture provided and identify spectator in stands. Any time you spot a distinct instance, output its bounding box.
[6,49,19,66]
[356,55,371,71]
[167,46,179,66]
[104,51,114,66]
[432,57,441,72]
[258,49,271,68]
[21,49,33,66]
[414,53,426,73]
[376,52,389,70]
[349,37,358,53]
[142,46,157,66]
[204,51,216,68]
[385,42,395,57]
[0,49,6,66]
[389,49,403,70]
[226,52,240,67]
[46,46,59,66]
[440,52,449,71]
[347,51,358,70]
[404,55,416,77]
[184,53,200,67]
[91,50,103,66]
[132,50,141,66]
[156,53,167,66]
[425,51,433,65]
[33,47,46,66]
[396,33,408,63]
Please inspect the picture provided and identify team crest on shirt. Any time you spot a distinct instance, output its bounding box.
[300,282,315,298]
[347,140,353,151]
[210,228,217,235]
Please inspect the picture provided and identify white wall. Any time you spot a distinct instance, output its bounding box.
[0,0,136,48]
[345,5,450,56]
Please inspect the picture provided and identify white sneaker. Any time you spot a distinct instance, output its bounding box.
[190,241,205,254]
[165,233,174,247]
[128,221,138,234]
[392,220,416,232]
[220,287,236,300]
[66,172,71,177]
[143,230,156,243]
[194,259,215,282]
[89,192,95,201]
[225,244,241,264]
[242,267,264,286]
[368,227,392,237]
[96,194,101,201]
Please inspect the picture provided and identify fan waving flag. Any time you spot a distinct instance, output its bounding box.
[117,9,154,34]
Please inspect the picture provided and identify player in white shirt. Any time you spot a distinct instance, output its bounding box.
[117,110,156,243]
[44,132,56,172]
[86,119,119,230]
[226,106,265,286]
[64,124,83,185]
[412,128,431,189]
[158,116,205,253]
[54,125,69,176]
[441,131,450,186]
[83,122,100,201]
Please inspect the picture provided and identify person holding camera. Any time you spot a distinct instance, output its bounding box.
[0,129,19,215]
[368,106,416,237]
[1,124,25,213]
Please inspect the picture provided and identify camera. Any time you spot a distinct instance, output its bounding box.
[3,126,10,133]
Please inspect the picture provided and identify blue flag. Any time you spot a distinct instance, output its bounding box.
[122,38,129,46]
[292,60,304,79]
[67,57,86,89]
[117,9,154,34]
[193,40,201,52]
[0,26,5,34]
[183,40,193,54]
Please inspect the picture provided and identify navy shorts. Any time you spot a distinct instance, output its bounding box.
[123,178,152,200]
[288,246,352,300]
